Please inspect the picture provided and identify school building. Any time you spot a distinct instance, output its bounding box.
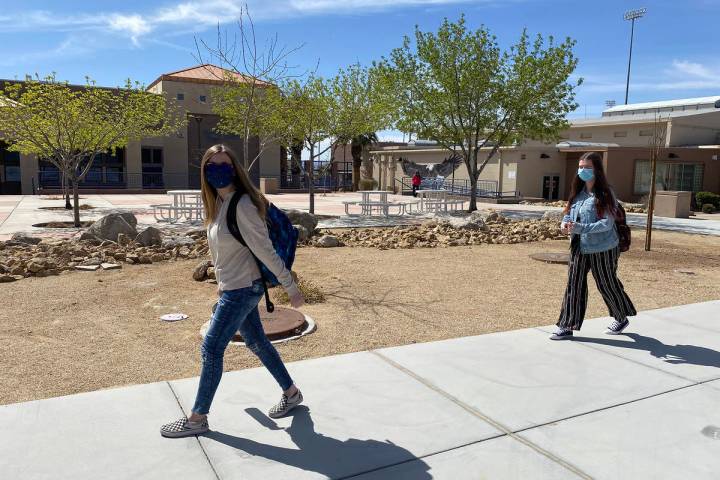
[366,97,720,202]
[0,65,282,195]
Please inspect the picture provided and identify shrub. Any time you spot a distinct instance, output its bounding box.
[696,192,720,208]
[271,278,326,305]
[359,178,377,190]
[701,203,716,214]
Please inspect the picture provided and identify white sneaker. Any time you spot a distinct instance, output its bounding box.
[268,390,303,418]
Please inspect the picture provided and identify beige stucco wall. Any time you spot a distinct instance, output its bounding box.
[563,124,658,147]
[668,122,720,146]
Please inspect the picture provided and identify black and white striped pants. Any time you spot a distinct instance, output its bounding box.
[557,245,636,330]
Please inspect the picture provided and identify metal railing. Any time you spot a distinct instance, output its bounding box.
[397,176,518,198]
[37,171,190,191]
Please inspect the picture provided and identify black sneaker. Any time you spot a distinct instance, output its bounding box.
[549,327,574,340]
[606,319,629,335]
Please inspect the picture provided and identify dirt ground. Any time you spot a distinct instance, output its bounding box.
[1,228,718,405]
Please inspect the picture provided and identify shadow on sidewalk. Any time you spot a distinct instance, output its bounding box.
[573,333,720,368]
[204,406,431,479]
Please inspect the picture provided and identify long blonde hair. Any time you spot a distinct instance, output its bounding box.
[200,144,268,226]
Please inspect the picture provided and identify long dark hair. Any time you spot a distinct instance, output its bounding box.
[563,151,615,218]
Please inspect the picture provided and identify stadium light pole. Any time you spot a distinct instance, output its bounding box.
[624,8,647,105]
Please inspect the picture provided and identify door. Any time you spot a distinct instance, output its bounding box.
[141,147,164,188]
[0,144,21,194]
[542,175,560,200]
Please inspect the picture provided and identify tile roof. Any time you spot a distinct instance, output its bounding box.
[147,64,270,90]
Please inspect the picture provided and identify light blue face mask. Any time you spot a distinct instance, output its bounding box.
[578,168,594,182]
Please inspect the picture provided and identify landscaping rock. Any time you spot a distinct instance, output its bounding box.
[295,225,310,243]
[542,210,564,220]
[286,210,318,235]
[206,267,216,280]
[316,235,340,248]
[135,227,163,247]
[85,213,137,242]
[101,263,122,270]
[193,260,213,281]
[162,235,195,248]
[0,275,16,283]
[10,233,42,245]
[75,265,100,271]
[117,233,131,246]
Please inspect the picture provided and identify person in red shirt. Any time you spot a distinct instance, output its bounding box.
[411,172,422,197]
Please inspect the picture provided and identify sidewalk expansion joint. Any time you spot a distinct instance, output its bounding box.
[166,381,221,480]
[369,350,593,480]
[532,326,719,384]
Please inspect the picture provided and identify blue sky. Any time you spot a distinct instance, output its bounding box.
[2,0,719,139]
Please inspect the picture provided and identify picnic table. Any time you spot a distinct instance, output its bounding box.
[417,189,465,213]
[343,190,419,217]
[152,190,204,223]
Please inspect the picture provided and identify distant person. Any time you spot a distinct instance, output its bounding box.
[161,144,305,438]
[412,172,422,197]
[550,151,636,340]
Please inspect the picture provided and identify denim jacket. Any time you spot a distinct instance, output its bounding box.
[562,189,618,254]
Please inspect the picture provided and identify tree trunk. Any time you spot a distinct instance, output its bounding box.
[645,155,657,251]
[351,142,362,191]
[468,175,478,212]
[309,145,315,214]
[63,173,71,209]
[72,180,81,228]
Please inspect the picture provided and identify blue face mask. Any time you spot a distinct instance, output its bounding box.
[578,168,594,182]
[205,163,235,189]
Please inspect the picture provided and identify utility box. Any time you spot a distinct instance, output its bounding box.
[654,191,692,218]
[259,178,279,195]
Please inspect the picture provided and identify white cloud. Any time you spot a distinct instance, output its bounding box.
[108,14,153,45]
[578,59,720,94]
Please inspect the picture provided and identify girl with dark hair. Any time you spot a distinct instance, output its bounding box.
[550,152,636,340]
[161,144,305,437]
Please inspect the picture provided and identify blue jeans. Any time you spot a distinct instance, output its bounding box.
[192,280,294,415]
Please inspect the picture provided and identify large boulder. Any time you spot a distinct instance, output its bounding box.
[135,227,163,247]
[295,225,310,243]
[86,213,138,242]
[10,233,42,245]
[285,210,318,235]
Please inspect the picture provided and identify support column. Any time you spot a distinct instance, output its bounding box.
[388,156,398,193]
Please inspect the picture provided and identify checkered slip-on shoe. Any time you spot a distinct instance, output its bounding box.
[268,390,303,419]
[160,417,209,438]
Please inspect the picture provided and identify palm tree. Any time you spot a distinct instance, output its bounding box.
[350,132,378,191]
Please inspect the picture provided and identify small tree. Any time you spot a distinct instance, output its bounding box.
[280,65,388,213]
[0,75,184,226]
[645,114,668,251]
[375,16,581,211]
[351,132,378,190]
[196,5,303,175]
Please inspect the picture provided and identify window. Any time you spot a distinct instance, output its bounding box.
[199,95,207,103]
[38,148,125,188]
[634,160,704,194]
[580,132,592,139]
[176,93,185,101]
[639,129,653,136]
[614,131,627,138]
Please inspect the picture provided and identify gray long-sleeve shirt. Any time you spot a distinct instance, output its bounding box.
[207,192,299,297]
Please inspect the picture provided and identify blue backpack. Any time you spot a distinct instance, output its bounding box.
[226,193,299,312]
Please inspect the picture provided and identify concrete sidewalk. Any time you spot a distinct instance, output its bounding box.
[1,301,719,479]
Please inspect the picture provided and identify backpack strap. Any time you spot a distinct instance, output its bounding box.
[225,192,275,313]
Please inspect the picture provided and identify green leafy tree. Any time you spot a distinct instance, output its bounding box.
[0,75,184,226]
[374,16,581,211]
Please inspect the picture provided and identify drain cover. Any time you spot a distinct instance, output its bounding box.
[530,252,570,264]
[232,306,307,342]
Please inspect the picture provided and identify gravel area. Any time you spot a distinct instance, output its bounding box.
[1,228,718,405]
